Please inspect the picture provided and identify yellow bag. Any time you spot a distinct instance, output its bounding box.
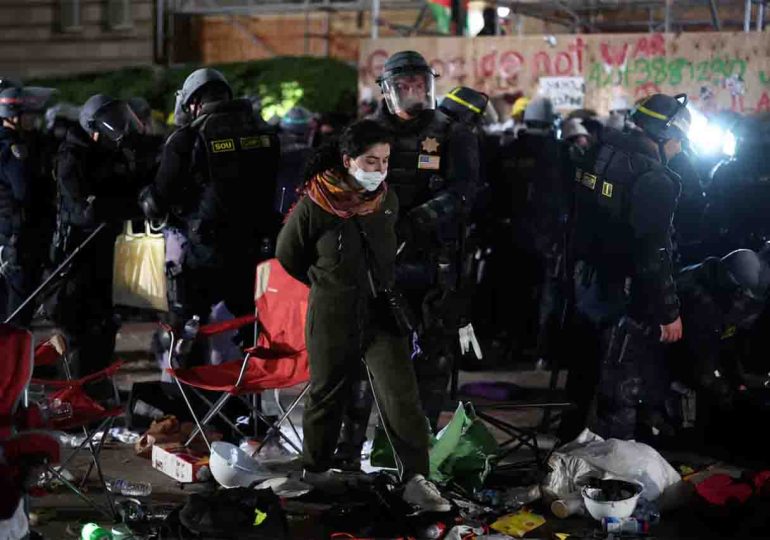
[112,221,168,312]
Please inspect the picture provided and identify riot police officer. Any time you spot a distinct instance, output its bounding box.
[0,87,35,323]
[563,93,690,441]
[704,117,770,255]
[673,249,769,427]
[52,94,147,378]
[495,98,567,364]
[139,68,280,360]
[334,51,480,469]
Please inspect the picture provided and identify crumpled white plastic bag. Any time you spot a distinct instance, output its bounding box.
[543,429,681,502]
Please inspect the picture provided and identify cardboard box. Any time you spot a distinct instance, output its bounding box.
[152,444,210,483]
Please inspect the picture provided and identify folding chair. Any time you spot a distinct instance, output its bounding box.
[166,258,310,454]
[26,336,124,518]
[0,324,61,530]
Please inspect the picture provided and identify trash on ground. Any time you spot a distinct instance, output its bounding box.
[490,509,546,538]
[582,478,644,521]
[151,444,211,483]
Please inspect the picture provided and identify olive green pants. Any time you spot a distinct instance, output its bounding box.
[302,325,430,477]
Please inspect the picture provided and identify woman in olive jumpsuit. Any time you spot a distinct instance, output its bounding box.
[276,119,449,513]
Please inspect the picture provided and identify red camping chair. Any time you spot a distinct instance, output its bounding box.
[0,324,61,526]
[166,258,310,453]
[25,335,124,518]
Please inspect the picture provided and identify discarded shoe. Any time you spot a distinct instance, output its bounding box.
[402,474,451,513]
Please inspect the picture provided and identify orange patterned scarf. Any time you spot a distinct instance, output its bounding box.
[305,170,387,219]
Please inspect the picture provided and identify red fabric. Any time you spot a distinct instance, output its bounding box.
[169,259,310,394]
[753,471,770,495]
[198,314,258,337]
[695,474,754,506]
[27,361,124,430]
[34,340,61,367]
[1,432,61,465]
[170,351,307,394]
[30,360,124,388]
[0,325,33,438]
[254,258,309,355]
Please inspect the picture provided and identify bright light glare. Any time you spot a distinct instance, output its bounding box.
[497,6,511,17]
[723,131,737,157]
[687,104,733,157]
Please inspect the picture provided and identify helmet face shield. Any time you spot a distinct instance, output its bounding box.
[667,106,691,141]
[92,101,141,143]
[381,70,435,116]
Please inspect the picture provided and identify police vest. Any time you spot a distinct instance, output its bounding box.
[500,130,562,217]
[383,110,453,211]
[191,99,277,224]
[572,137,669,263]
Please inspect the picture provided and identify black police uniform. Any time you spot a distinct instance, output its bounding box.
[704,150,770,255]
[0,125,33,322]
[376,105,479,428]
[670,252,767,437]
[564,127,681,440]
[501,127,570,359]
[52,126,148,377]
[149,98,280,337]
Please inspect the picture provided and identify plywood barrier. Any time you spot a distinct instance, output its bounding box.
[359,32,770,114]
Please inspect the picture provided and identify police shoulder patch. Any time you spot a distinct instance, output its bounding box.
[210,138,235,153]
[10,143,27,160]
[240,135,271,150]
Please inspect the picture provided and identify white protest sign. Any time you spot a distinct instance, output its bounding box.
[538,76,585,110]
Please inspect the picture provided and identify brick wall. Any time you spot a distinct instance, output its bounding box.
[0,0,155,79]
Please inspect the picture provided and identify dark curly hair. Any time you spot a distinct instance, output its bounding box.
[301,119,392,188]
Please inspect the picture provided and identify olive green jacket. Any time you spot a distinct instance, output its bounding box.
[276,189,400,345]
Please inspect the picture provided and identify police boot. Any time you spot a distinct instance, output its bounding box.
[333,379,374,471]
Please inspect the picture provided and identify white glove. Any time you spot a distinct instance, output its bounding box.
[458,323,483,360]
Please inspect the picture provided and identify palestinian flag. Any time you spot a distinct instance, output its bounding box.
[427,0,452,34]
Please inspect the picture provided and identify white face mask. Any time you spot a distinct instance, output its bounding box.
[350,161,387,192]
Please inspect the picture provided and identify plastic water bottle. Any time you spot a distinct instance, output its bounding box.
[602,517,650,534]
[81,522,112,540]
[106,478,152,497]
[38,398,73,421]
[175,315,200,356]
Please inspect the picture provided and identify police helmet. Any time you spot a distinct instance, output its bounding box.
[630,93,691,143]
[439,86,489,124]
[79,94,141,143]
[0,77,21,92]
[177,68,232,111]
[0,86,55,120]
[523,97,555,128]
[280,106,312,136]
[722,249,770,301]
[172,91,191,127]
[561,117,591,142]
[0,87,25,119]
[377,50,437,116]
[128,97,152,126]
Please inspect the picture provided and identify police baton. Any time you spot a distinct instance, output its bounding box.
[5,222,108,324]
